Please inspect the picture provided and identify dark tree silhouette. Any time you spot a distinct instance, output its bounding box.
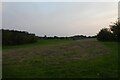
[2,29,38,46]
[110,21,120,42]
[97,20,120,42]
[97,28,114,41]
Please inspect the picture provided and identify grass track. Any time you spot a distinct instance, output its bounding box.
[3,39,118,78]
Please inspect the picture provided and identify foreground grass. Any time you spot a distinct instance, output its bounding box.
[3,39,118,78]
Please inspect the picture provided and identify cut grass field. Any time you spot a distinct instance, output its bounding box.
[2,39,118,78]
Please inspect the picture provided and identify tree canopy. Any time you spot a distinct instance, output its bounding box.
[110,21,120,41]
[97,21,120,42]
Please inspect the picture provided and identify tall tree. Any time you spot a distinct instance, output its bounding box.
[110,21,120,42]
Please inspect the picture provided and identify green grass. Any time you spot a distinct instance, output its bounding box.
[3,39,118,78]
[3,39,73,50]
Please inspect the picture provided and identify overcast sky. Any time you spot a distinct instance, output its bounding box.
[2,2,118,37]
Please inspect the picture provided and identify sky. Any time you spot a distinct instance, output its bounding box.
[2,2,118,37]
[2,0,120,2]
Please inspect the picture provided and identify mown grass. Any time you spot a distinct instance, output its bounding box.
[2,39,118,78]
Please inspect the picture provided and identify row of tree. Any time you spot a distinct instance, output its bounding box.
[38,35,96,40]
[2,29,38,46]
[1,29,97,46]
[3,21,118,46]
[97,21,120,42]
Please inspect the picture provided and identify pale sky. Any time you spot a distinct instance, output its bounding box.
[2,0,120,2]
[2,2,118,37]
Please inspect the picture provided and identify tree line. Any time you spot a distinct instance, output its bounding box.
[97,21,120,42]
[1,29,97,46]
[2,21,119,46]
[1,29,38,46]
[38,35,96,40]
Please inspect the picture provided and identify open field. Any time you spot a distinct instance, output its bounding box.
[2,39,118,78]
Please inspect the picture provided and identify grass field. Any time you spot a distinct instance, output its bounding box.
[2,38,118,78]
